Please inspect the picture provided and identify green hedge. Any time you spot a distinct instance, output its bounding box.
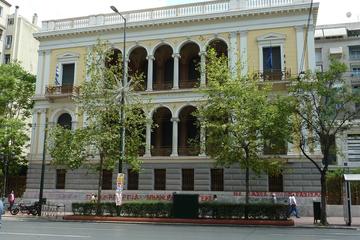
[198,202,288,220]
[72,201,172,218]
[72,201,288,220]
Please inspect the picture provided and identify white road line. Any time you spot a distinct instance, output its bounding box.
[0,232,90,238]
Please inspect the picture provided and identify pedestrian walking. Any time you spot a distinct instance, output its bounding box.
[8,190,15,211]
[271,193,277,204]
[0,197,4,229]
[288,193,300,218]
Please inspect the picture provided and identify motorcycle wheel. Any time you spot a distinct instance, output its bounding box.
[30,207,38,216]
[10,208,20,215]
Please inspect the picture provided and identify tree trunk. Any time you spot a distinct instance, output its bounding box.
[320,171,328,225]
[96,153,104,216]
[245,166,250,219]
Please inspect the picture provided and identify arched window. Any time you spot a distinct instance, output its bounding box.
[178,106,200,156]
[153,45,173,90]
[151,107,172,156]
[207,39,228,58]
[179,42,200,89]
[57,113,72,130]
[129,47,147,91]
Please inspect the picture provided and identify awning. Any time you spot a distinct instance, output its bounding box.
[329,47,343,54]
[344,174,360,182]
[323,27,347,37]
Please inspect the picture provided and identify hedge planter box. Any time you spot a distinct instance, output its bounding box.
[72,201,290,221]
[64,215,295,226]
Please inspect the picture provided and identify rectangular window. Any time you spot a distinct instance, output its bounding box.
[62,63,75,86]
[5,35,12,49]
[263,139,287,155]
[211,168,224,191]
[7,18,14,25]
[262,46,281,81]
[127,169,139,190]
[154,169,166,190]
[315,48,322,63]
[0,6,3,17]
[268,173,283,192]
[182,169,194,191]
[347,134,360,162]
[4,54,10,64]
[349,46,360,60]
[351,65,360,77]
[56,169,66,189]
[102,170,113,190]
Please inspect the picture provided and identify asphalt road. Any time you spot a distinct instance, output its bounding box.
[1,217,360,240]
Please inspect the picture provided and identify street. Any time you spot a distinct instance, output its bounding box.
[1,217,360,240]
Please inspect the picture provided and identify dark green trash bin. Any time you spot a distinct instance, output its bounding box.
[172,194,199,219]
[313,201,321,223]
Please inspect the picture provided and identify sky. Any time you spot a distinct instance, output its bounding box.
[6,0,360,26]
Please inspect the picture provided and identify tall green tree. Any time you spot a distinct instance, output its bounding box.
[289,58,360,225]
[197,50,292,209]
[48,41,146,213]
[0,63,36,193]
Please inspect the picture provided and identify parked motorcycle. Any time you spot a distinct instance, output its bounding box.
[10,202,40,216]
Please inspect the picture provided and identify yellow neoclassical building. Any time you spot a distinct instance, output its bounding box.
[25,0,321,210]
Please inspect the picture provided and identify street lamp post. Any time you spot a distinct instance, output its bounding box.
[110,6,126,174]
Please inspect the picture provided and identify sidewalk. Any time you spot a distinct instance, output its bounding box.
[4,212,360,229]
[292,216,360,229]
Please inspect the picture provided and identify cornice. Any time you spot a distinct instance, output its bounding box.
[34,4,317,41]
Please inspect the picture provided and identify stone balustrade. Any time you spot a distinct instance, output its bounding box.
[40,0,311,32]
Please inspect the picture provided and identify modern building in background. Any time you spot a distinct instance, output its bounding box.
[2,5,40,74]
[25,0,320,211]
[0,0,11,61]
[315,22,360,168]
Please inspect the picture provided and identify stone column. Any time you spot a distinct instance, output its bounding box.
[35,50,44,95]
[240,31,248,76]
[295,25,305,74]
[199,51,206,87]
[42,50,51,95]
[37,108,47,155]
[30,111,38,155]
[199,124,206,157]
[144,119,152,157]
[170,117,179,157]
[307,25,316,72]
[172,53,180,89]
[229,32,238,77]
[146,55,154,91]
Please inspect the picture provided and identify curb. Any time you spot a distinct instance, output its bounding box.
[63,215,294,226]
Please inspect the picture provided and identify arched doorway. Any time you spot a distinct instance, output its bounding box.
[57,113,72,130]
[129,47,147,91]
[153,45,173,90]
[151,107,172,156]
[179,42,200,89]
[207,39,228,58]
[178,106,199,156]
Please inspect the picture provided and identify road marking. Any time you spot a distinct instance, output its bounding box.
[0,232,90,238]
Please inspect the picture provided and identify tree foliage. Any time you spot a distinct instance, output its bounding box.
[197,49,292,206]
[48,41,147,212]
[289,58,360,225]
[0,63,36,179]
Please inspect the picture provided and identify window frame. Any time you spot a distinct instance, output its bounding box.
[268,172,284,192]
[55,169,66,189]
[102,169,113,190]
[56,52,79,86]
[154,169,166,190]
[210,168,224,191]
[182,168,194,191]
[127,169,139,190]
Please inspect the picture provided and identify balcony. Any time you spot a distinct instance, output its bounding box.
[151,146,172,156]
[254,68,292,81]
[45,85,80,99]
[39,0,311,33]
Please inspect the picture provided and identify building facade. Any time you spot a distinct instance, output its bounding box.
[0,0,11,61]
[2,5,40,74]
[315,22,360,168]
[25,0,322,208]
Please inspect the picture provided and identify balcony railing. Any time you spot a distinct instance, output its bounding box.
[40,0,311,33]
[178,146,200,156]
[254,68,292,81]
[45,85,80,98]
[151,146,172,156]
[349,53,360,61]
[179,79,200,89]
[153,82,173,91]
